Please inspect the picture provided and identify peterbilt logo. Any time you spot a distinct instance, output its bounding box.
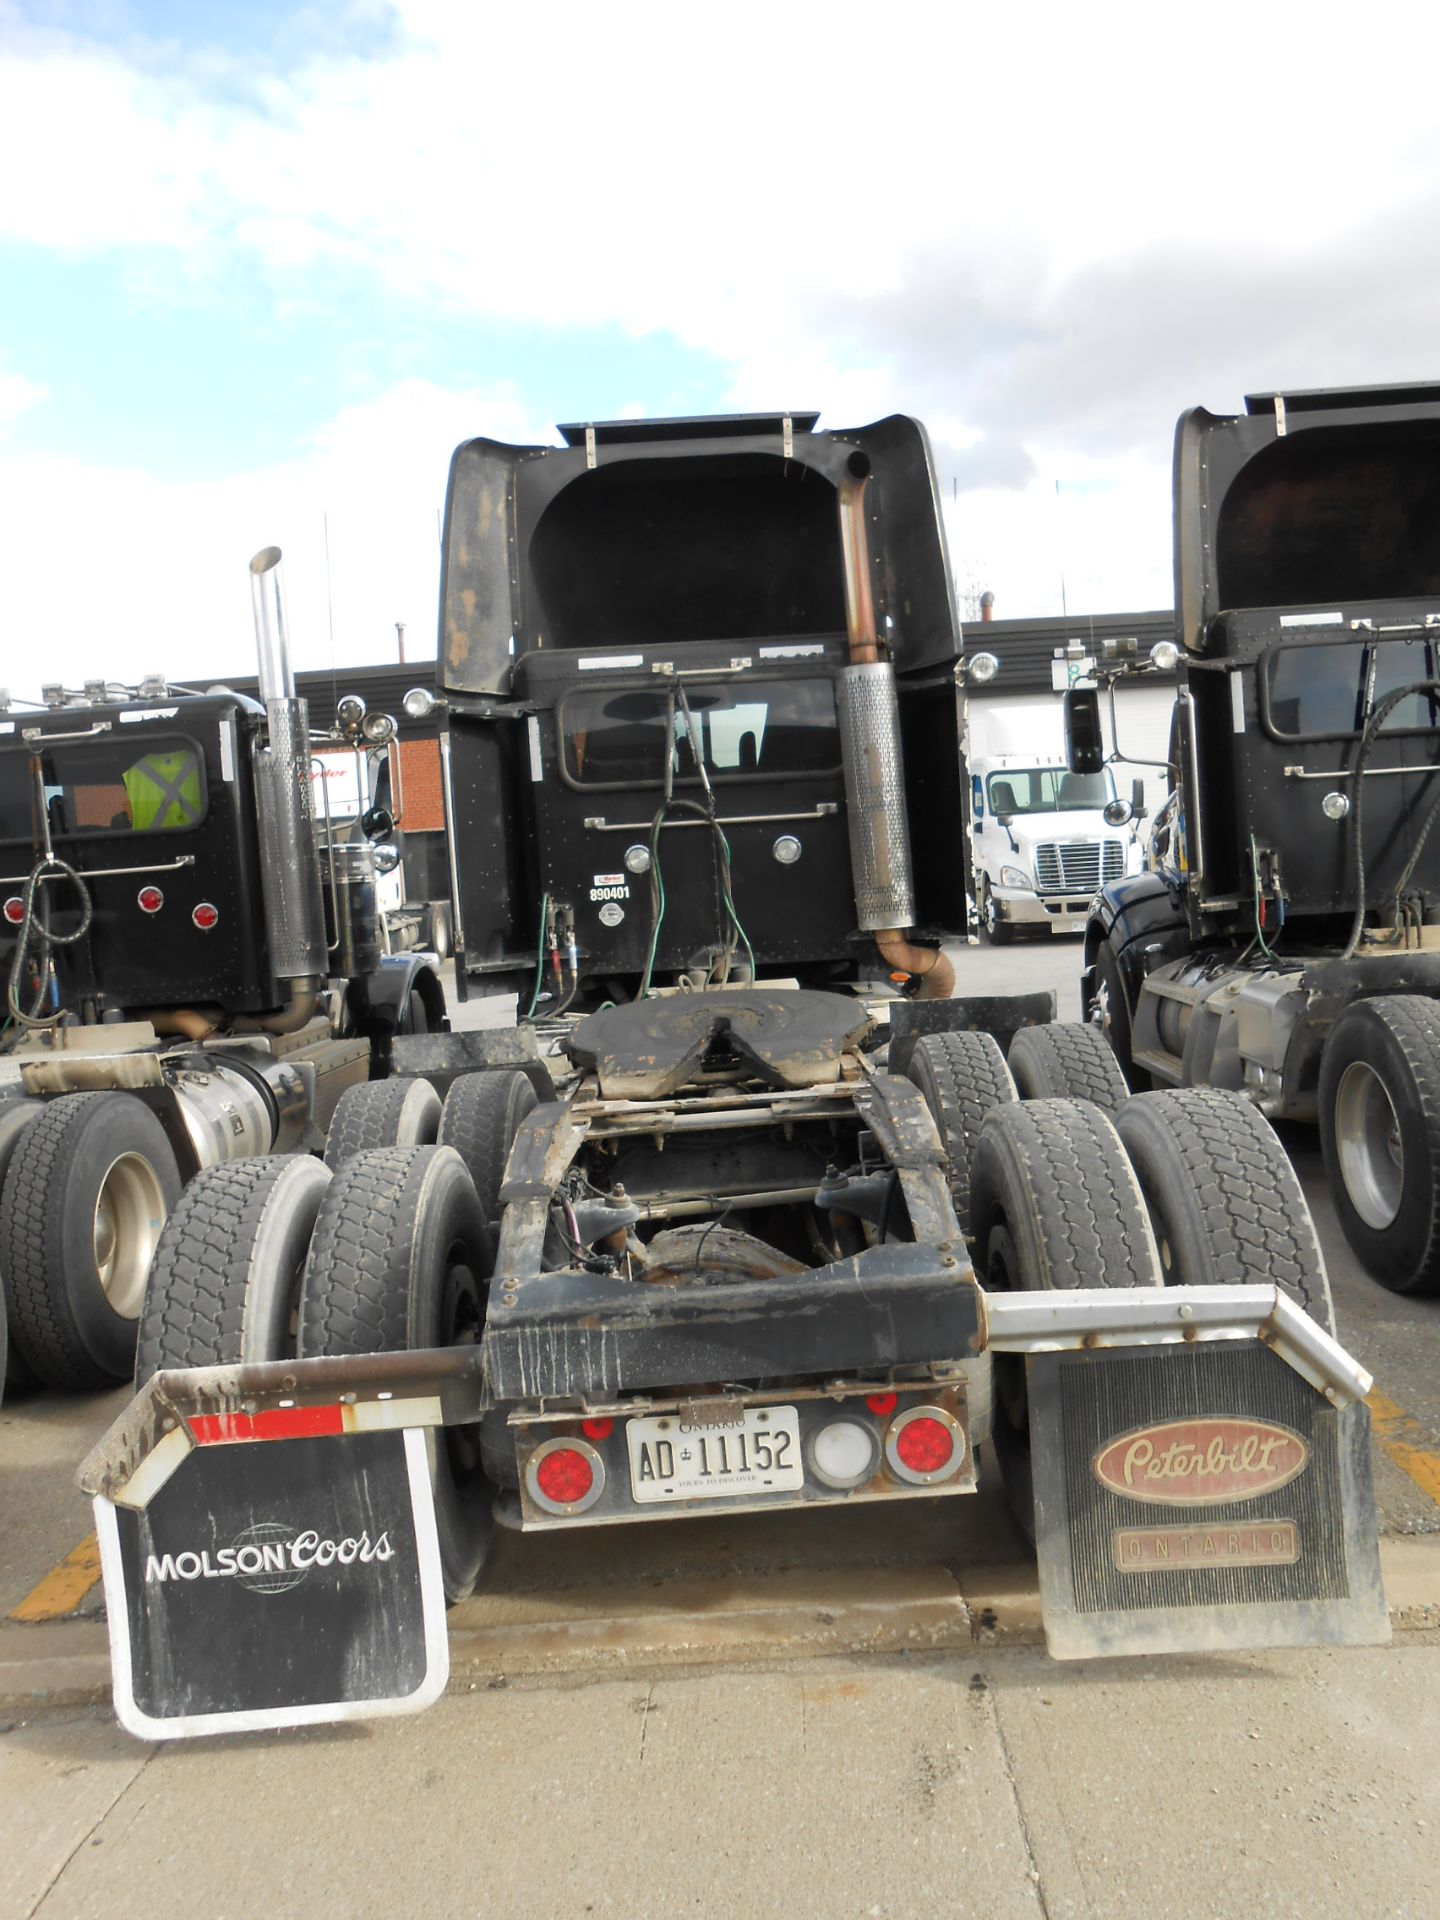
[1093,1418,1309,1506]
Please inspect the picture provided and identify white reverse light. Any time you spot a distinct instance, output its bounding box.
[809,1419,879,1489]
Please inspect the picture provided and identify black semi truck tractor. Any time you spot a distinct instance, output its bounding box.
[79,411,1388,1739]
[0,549,445,1396]
[1079,382,1440,1296]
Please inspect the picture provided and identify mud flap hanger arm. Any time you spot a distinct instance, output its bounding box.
[981,1284,1371,1410]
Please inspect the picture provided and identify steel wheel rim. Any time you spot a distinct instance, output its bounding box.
[1334,1060,1403,1231]
[93,1152,167,1318]
[1091,974,1112,1038]
[983,888,997,936]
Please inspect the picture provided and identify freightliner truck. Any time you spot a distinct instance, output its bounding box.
[0,552,446,1396]
[78,412,1386,1738]
[1079,382,1440,1297]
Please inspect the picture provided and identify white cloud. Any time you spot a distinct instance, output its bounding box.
[2,1,1439,626]
[0,378,554,693]
[0,369,47,432]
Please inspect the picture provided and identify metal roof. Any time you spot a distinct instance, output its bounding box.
[966,610,1176,696]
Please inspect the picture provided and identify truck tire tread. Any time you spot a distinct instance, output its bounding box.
[323,1077,442,1172]
[1007,1021,1130,1113]
[299,1146,493,1600]
[904,1032,1017,1235]
[970,1098,1161,1293]
[0,1093,181,1389]
[437,1070,537,1225]
[135,1156,332,1383]
[1318,993,1440,1295]
[1116,1089,1336,1333]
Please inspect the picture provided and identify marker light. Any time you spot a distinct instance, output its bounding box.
[192,902,220,931]
[886,1405,965,1486]
[526,1436,606,1515]
[1322,791,1351,821]
[865,1392,898,1417]
[809,1419,879,1489]
[137,886,164,914]
[3,897,24,926]
[773,835,802,865]
[624,844,652,875]
[581,1417,614,1441]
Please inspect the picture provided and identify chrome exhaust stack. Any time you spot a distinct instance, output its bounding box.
[248,548,327,981]
[836,461,916,933]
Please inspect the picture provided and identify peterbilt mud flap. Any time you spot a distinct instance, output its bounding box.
[985,1285,1390,1660]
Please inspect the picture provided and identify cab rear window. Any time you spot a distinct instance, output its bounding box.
[559,680,839,788]
[0,733,208,844]
[1264,638,1438,739]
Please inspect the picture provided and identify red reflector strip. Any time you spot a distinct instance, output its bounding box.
[189,1404,345,1446]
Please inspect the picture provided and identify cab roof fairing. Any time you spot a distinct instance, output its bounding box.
[436,413,961,698]
[1173,384,1440,658]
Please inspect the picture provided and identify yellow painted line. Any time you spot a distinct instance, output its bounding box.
[8,1534,103,1623]
[1367,1391,1440,1507]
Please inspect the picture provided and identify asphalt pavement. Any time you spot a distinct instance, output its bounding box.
[4,936,1440,1919]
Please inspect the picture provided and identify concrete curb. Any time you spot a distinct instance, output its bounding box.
[4,1536,1437,1713]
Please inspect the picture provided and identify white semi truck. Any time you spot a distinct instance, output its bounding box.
[967,705,1145,941]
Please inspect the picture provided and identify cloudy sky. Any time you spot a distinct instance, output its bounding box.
[2,0,1438,693]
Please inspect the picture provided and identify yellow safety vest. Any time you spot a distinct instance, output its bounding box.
[123,751,203,830]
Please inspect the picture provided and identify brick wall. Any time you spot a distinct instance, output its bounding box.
[394,738,444,833]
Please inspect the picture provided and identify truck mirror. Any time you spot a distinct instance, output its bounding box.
[1063,688,1105,774]
[1103,798,1133,827]
[1131,777,1148,821]
[361,805,395,842]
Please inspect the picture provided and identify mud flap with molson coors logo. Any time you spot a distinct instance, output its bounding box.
[79,1353,479,1740]
[985,1283,1390,1659]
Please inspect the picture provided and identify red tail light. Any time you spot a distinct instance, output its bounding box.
[885,1406,965,1486]
[894,1417,953,1474]
[526,1437,606,1515]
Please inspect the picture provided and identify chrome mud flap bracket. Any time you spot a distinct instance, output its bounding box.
[78,1352,481,1739]
[985,1286,1390,1660]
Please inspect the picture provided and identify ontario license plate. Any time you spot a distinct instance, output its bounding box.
[626,1405,804,1504]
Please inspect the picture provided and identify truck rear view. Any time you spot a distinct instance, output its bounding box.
[433,412,971,1007]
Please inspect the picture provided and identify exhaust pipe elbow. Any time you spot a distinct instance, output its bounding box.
[231,983,322,1036]
[144,1008,222,1041]
[875,931,954,1001]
